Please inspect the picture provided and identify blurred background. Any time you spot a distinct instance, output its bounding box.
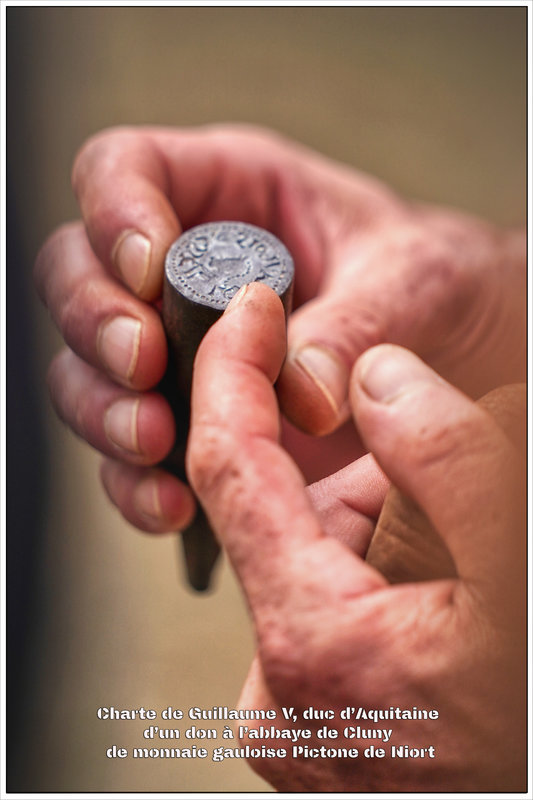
[6,5,526,793]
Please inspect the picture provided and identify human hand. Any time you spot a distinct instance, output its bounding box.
[35,124,526,531]
[187,282,526,792]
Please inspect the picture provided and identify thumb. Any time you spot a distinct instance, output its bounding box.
[350,345,525,613]
[365,383,526,585]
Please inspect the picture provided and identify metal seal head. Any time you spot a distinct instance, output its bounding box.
[164,221,294,311]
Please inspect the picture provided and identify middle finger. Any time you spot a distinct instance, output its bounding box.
[35,221,168,390]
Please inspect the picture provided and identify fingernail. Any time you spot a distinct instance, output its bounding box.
[293,344,349,415]
[104,398,141,455]
[224,283,249,314]
[134,478,162,524]
[97,316,142,384]
[113,231,151,295]
[358,345,435,403]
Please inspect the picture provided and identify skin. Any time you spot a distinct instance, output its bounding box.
[34,124,525,529]
[187,283,526,792]
[34,125,526,789]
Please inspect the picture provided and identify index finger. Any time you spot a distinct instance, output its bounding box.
[187,283,385,615]
[71,124,325,303]
[72,127,182,300]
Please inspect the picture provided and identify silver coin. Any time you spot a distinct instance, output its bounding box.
[165,221,294,310]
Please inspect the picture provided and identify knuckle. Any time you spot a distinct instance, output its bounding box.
[33,222,82,302]
[71,131,109,194]
[398,228,461,286]
[258,612,358,704]
[47,350,100,444]
[403,406,495,477]
[71,125,137,194]
[331,299,386,359]
[385,220,483,311]
[409,421,463,472]
[187,423,240,501]
[46,350,72,424]
[202,124,294,178]
[207,121,287,150]
[257,623,307,700]
[57,279,100,350]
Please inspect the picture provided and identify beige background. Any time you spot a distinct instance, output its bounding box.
[6,5,526,793]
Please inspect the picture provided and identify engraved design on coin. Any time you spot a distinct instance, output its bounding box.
[165,221,294,309]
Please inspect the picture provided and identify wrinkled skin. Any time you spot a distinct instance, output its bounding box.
[34,124,525,528]
[35,125,526,790]
[187,284,526,792]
